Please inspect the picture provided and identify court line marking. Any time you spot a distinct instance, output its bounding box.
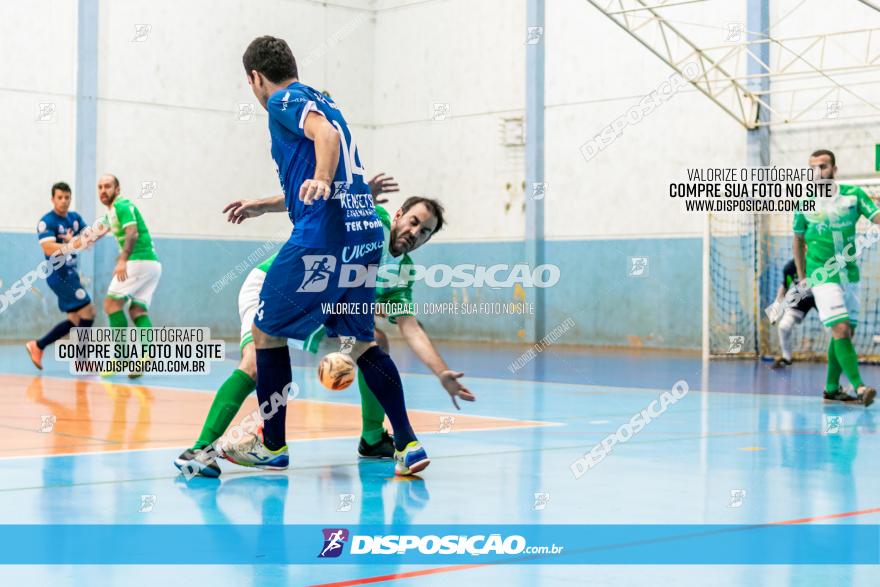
[23,374,556,426]
[306,507,880,587]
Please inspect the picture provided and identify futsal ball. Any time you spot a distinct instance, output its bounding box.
[318,352,356,391]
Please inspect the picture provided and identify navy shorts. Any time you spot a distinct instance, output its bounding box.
[254,239,383,347]
[47,265,91,313]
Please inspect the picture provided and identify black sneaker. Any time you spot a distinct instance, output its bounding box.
[174,448,221,478]
[823,390,859,403]
[358,431,395,459]
[770,357,792,369]
[856,386,876,407]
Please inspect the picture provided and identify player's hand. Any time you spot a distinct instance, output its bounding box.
[299,178,332,205]
[61,228,74,243]
[439,370,475,410]
[113,260,128,282]
[223,199,266,224]
[367,172,400,205]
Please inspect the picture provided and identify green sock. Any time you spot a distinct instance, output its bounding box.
[826,339,842,392]
[108,311,128,360]
[193,369,256,450]
[832,335,863,389]
[358,370,386,445]
[133,313,153,357]
[133,314,152,328]
[108,310,128,328]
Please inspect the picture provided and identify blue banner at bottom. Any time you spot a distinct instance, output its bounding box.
[1,524,877,565]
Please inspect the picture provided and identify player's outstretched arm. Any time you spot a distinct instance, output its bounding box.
[300,112,340,205]
[223,195,286,224]
[396,315,476,409]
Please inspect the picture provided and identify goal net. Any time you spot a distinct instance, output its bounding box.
[705,179,880,361]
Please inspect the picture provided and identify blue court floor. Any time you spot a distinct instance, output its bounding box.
[0,341,877,586]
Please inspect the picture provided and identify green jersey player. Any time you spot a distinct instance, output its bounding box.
[176,190,475,477]
[793,149,877,406]
[93,174,162,378]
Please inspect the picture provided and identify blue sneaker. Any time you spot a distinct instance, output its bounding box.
[221,432,289,470]
[394,441,430,476]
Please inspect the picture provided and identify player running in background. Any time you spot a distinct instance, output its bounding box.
[25,182,98,368]
[767,258,816,369]
[219,36,431,476]
[175,196,475,477]
[94,174,162,379]
[793,149,876,406]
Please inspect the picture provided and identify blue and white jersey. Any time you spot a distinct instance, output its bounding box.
[37,210,86,268]
[267,82,383,247]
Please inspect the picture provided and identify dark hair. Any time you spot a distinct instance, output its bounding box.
[51,181,71,197]
[400,196,445,234]
[810,149,836,167]
[243,36,298,84]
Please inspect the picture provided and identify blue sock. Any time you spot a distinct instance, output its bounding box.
[356,346,416,451]
[255,346,291,451]
[37,320,74,350]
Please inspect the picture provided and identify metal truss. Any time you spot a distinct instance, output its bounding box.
[586,0,880,128]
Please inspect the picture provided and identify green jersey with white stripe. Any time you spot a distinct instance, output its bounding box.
[101,197,158,261]
[793,184,878,285]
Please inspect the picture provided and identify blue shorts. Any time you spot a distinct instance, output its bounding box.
[254,239,383,347]
[47,265,91,313]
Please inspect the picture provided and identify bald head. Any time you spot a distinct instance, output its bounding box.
[97,174,120,207]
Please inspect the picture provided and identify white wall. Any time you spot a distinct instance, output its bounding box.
[371,0,748,243]
[94,0,375,240]
[0,0,78,232]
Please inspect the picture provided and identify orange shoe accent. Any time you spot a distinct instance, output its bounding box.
[25,341,43,370]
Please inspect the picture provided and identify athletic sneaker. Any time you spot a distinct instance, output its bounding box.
[394,441,430,476]
[358,431,395,459]
[128,358,150,380]
[823,389,859,403]
[174,448,221,478]
[770,357,792,369]
[855,385,876,407]
[221,432,289,470]
[25,340,43,370]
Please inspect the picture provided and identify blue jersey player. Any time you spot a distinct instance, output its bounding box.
[25,182,97,369]
[220,36,430,476]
